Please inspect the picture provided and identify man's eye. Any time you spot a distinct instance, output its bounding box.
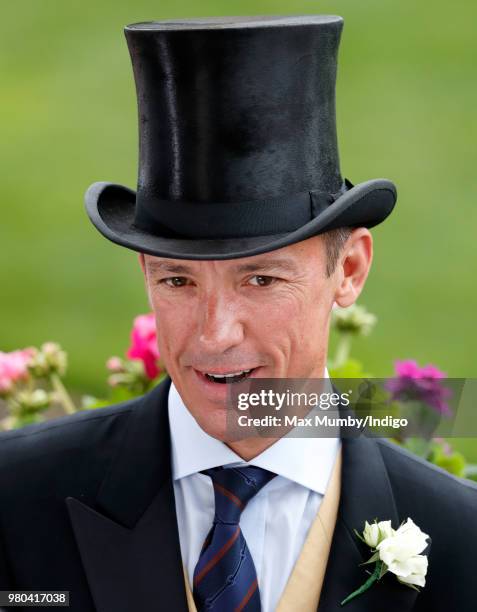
[161,277,189,287]
[248,275,276,287]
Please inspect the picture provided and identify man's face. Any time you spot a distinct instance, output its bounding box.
[142,232,370,440]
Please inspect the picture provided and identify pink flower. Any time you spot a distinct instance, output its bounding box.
[386,359,452,416]
[106,356,123,372]
[0,376,13,394]
[126,313,161,379]
[0,348,35,394]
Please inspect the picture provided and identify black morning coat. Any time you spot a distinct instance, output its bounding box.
[0,377,476,611]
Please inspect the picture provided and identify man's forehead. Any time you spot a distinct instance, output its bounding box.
[143,237,323,274]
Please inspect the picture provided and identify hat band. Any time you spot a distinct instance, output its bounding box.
[134,181,350,239]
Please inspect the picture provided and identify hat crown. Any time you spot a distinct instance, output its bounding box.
[124,15,344,204]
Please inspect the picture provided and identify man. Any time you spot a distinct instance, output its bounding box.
[0,15,476,612]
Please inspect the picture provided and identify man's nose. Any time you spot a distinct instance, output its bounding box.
[198,292,244,352]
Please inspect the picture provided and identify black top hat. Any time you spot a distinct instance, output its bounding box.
[85,15,397,260]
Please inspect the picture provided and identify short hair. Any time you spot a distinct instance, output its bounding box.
[322,227,353,277]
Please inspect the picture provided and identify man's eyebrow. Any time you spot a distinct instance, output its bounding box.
[234,258,299,274]
[145,260,194,274]
[145,257,299,275]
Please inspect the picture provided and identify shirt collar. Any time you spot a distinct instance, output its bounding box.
[168,369,340,496]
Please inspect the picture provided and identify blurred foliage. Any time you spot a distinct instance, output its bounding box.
[329,307,476,479]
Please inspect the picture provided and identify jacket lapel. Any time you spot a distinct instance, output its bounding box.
[318,432,431,611]
[66,377,189,612]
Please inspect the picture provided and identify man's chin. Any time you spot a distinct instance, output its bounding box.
[193,408,233,442]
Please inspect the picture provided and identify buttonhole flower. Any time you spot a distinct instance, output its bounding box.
[341,517,430,606]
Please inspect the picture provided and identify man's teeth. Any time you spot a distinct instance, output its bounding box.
[206,369,252,378]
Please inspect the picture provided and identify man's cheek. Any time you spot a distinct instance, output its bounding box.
[254,300,301,333]
[157,315,192,353]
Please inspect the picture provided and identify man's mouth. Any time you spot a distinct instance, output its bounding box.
[197,368,258,384]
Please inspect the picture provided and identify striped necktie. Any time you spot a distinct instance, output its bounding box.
[193,465,276,611]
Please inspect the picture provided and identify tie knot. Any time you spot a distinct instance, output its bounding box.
[202,465,276,525]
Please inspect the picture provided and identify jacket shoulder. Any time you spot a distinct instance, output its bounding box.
[0,400,135,462]
[0,398,142,503]
[376,437,477,514]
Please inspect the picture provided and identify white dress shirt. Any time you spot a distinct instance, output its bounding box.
[168,375,340,612]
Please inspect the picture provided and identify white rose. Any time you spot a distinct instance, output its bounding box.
[363,520,394,548]
[378,520,394,541]
[362,521,380,548]
[397,555,428,587]
[376,518,429,583]
[393,518,429,557]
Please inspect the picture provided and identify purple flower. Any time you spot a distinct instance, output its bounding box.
[385,360,452,416]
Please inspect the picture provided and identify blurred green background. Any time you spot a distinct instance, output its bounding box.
[1,1,475,455]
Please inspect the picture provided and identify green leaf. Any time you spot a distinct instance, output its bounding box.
[464,464,477,482]
[341,561,382,606]
[353,528,366,544]
[329,358,373,379]
[359,552,380,566]
[429,445,466,477]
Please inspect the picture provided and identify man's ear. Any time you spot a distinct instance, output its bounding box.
[333,228,373,308]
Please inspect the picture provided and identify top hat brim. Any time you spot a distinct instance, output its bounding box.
[85,179,396,261]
